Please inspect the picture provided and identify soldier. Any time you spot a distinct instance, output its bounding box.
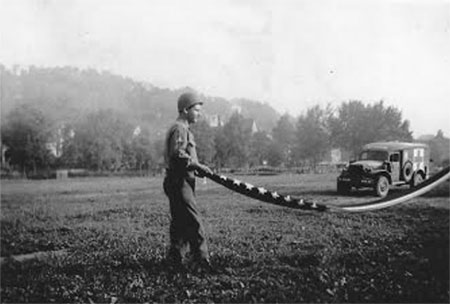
[163,92,213,272]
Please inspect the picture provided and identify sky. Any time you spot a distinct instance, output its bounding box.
[1,0,449,137]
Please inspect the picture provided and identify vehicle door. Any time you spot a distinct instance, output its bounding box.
[389,152,401,182]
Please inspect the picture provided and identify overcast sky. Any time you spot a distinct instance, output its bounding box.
[1,0,449,137]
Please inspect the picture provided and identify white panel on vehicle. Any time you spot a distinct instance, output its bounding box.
[412,148,425,171]
[413,149,418,171]
[420,149,425,170]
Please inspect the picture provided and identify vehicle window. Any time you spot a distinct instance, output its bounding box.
[389,153,400,162]
[360,150,388,161]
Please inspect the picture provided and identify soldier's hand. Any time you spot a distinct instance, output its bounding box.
[194,164,213,176]
[200,164,213,175]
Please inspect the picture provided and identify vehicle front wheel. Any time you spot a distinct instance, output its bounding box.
[374,175,389,197]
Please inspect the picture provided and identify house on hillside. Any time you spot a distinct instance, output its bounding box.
[243,118,258,134]
[133,126,141,137]
[1,144,9,168]
[231,104,242,114]
[207,114,223,127]
[205,114,257,133]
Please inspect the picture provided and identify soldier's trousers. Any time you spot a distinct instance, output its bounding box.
[163,175,209,262]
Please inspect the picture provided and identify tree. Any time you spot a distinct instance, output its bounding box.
[272,114,296,166]
[152,138,166,173]
[214,112,252,168]
[249,131,272,166]
[266,142,284,167]
[1,104,55,175]
[62,109,134,171]
[131,126,154,173]
[213,126,228,170]
[329,100,412,158]
[191,119,215,165]
[59,123,80,168]
[294,105,331,168]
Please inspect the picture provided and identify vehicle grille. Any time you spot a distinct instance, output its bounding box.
[348,165,365,176]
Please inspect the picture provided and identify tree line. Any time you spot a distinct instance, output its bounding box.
[1,99,417,177]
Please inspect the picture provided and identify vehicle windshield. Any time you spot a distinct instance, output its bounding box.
[359,150,388,161]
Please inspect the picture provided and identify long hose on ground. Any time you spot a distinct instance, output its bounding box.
[201,166,450,212]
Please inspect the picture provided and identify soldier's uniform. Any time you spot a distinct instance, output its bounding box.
[163,118,209,265]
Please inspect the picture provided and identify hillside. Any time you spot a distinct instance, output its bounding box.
[0,65,280,139]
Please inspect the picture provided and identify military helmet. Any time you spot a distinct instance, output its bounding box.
[177,92,203,113]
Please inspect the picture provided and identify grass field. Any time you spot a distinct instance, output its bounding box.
[1,172,449,303]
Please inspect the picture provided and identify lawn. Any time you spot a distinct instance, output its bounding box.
[1,173,449,303]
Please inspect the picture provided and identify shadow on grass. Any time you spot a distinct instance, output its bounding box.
[2,202,448,303]
[2,235,448,303]
[290,187,408,197]
[290,179,449,199]
[330,232,449,303]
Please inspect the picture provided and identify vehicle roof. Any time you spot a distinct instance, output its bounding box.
[362,141,429,151]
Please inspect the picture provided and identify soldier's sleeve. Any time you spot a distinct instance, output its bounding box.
[168,125,192,169]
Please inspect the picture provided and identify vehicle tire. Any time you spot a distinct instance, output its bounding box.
[410,172,424,188]
[374,175,389,197]
[337,182,351,195]
[402,161,413,182]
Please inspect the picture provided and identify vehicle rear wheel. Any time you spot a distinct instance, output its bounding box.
[337,182,351,195]
[410,172,424,188]
[374,175,389,197]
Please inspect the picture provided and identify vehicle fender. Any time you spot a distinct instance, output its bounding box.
[375,172,392,184]
[413,170,425,180]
